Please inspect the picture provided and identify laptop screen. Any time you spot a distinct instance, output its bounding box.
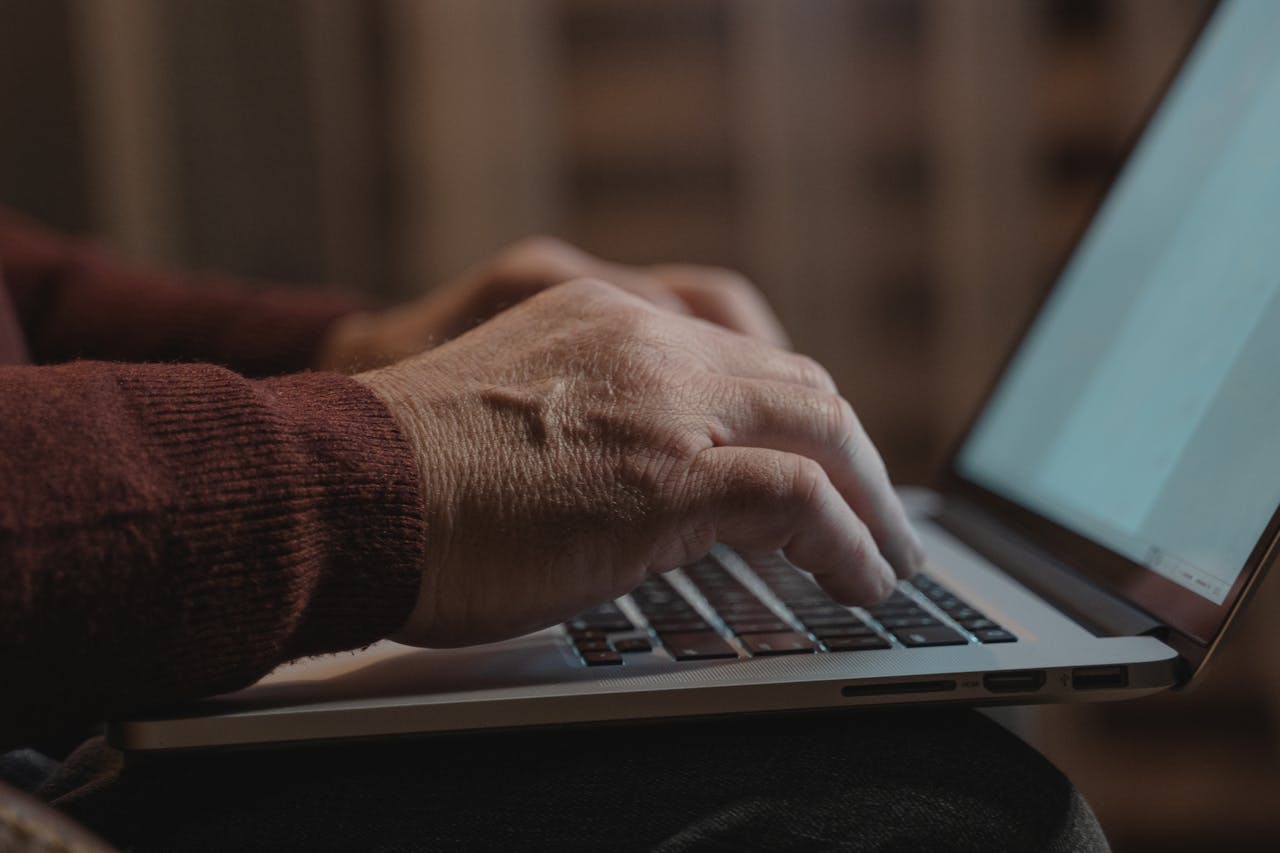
[954,0,1280,638]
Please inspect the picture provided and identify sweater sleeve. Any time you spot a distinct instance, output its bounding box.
[0,208,363,376]
[0,362,426,745]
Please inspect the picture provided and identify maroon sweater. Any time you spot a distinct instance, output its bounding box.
[0,210,426,746]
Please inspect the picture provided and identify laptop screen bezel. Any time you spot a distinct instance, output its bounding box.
[939,0,1280,647]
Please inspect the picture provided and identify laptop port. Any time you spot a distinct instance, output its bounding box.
[982,670,1046,694]
[1071,666,1128,691]
[841,679,956,698]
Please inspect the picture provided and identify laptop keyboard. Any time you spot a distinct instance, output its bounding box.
[564,552,1016,666]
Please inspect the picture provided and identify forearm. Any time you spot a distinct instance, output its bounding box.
[0,208,363,375]
[0,362,424,745]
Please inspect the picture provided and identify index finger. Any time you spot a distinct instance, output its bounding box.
[708,378,925,579]
[677,446,896,604]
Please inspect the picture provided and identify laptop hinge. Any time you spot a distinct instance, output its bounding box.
[936,498,1166,639]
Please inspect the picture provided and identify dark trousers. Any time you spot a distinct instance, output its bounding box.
[35,708,1107,852]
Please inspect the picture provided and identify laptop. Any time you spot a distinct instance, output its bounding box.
[112,0,1280,752]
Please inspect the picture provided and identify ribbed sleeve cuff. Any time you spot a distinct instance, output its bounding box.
[118,365,426,691]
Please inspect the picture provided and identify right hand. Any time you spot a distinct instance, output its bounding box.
[355,278,923,647]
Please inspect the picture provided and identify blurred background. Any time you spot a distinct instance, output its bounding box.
[3,1,1277,850]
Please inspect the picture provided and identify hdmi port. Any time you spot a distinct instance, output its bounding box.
[983,670,1046,694]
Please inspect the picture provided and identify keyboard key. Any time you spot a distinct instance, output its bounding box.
[718,604,776,617]
[877,616,941,630]
[778,596,830,608]
[974,628,1017,644]
[721,613,780,627]
[728,620,793,635]
[788,604,849,618]
[823,635,891,652]
[754,564,1009,653]
[893,626,968,648]
[708,590,757,602]
[581,651,624,666]
[660,632,739,661]
[573,639,611,653]
[634,599,686,612]
[800,615,866,629]
[648,618,713,633]
[810,624,877,639]
[863,606,927,619]
[740,632,819,656]
[576,601,627,618]
[680,557,799,639]
[611,637,654,653]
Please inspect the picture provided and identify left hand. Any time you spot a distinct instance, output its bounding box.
[316,236,789,371]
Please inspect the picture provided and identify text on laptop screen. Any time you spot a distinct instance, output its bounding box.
[956,0,1280,606]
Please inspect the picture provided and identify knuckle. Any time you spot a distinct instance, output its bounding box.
[824,393,861,446]
[546,276,619,306]
[844,529,873,569]
[599,293,665,342]
[668,421,711,460]
[769,455,831,542]
[625,450,683,505]
[521,278,636,340]
[746,454,828,516]
[790,353,837,392]
[786,455,827,506]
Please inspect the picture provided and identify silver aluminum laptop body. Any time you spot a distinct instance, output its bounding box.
[112,0,1280,752]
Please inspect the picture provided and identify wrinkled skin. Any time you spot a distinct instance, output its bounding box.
[356,279,923,648]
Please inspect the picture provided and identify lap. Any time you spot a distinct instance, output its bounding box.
[42,708,1108,853]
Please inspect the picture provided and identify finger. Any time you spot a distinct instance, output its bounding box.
[679,446,896,604]
[705,377,925,578]
[648,264,791,349]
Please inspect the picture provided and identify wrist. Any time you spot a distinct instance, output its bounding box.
[352,363,445,643]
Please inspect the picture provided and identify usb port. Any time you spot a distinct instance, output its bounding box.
[983,670,1046,694]
[1071,666,1128,691]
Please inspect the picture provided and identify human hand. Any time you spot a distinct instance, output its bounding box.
[317,237,789,372]
[354,278,923,647]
